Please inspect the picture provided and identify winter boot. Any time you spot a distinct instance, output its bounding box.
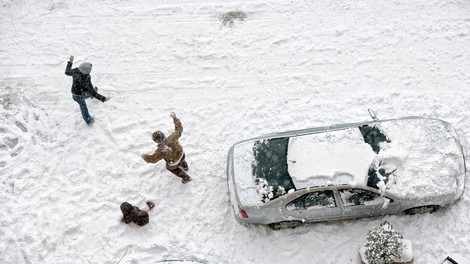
[182,176,192,184]
[87,117,95,126]
[146,201,155,210]
[167,163,191,183]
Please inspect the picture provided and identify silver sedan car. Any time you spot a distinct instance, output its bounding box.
[226,116,466,230]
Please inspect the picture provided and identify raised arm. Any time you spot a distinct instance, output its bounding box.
[168,112,182,142]
[65,55,74,76]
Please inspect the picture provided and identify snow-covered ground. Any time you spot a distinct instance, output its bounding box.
[1,0,470,263]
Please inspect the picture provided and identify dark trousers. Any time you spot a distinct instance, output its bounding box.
[166,154,190,181]
[72,94,93,125]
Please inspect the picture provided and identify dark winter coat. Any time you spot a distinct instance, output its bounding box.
[143,117,184,165]
[120,202,149,226]
[65,61,106,102]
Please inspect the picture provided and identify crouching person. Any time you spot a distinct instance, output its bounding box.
[120,201,155,226]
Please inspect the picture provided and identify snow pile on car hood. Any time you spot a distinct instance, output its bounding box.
[376,118,465,199]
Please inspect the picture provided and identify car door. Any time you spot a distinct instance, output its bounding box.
[338,188,401,219]
[283,189,342,222]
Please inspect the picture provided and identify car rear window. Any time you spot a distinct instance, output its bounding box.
[252,137,296,202]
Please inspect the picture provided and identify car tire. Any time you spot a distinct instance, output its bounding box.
[268,221,303,230]
[404,205,440,215]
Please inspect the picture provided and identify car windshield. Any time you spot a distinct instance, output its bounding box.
[358,124,390,153]
[252,137,296,202]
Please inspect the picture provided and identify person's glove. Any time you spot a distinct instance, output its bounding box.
[146,201,155,210]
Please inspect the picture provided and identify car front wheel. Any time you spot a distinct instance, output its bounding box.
[404,205,440,215]
[268,221,303,230]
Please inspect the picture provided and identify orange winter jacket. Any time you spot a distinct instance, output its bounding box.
[143,117,184,165]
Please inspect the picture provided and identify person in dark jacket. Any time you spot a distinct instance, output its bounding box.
[65,55,110,125]
[120,201,155,226]
[142,112,192,184]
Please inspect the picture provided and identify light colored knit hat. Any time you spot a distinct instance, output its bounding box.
[78,62,92,74]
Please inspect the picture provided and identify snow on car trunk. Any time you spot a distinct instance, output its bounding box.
[232,141,263,205]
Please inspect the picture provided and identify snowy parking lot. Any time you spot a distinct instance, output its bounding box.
[1,0,469,263]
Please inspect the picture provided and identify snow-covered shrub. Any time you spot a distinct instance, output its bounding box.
[364,221,405,264]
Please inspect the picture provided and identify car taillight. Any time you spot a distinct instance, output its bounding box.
[239,206,249,218]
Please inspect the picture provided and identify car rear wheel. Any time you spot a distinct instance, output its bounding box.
[404,205,440,215]
[268,221,303,230]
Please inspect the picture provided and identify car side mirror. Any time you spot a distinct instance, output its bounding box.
[381,198,391,210]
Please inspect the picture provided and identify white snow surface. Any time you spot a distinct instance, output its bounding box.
[287,128,376,183]
[232,142,259,205]
[1,0,470,263]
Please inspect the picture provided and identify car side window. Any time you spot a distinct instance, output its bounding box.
[286,190,336,211]
[339,189,384,206]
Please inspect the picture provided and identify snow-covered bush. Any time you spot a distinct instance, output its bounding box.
[364,221,405,264]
